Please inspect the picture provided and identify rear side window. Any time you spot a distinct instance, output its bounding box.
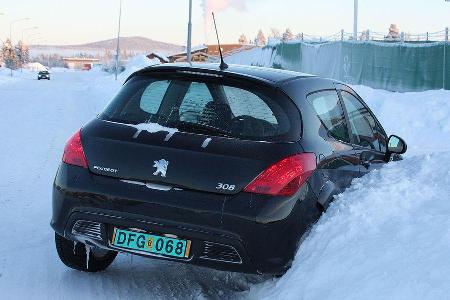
[100,76,300,142]
[224,86,277,124]
[307,90,350,143]
[340,91,386,151]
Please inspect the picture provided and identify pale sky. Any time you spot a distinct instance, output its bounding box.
[0,0,449,46]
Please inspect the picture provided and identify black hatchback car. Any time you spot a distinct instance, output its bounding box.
[52,64,407,275]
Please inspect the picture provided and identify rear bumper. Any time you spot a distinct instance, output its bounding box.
[51,163,321,275]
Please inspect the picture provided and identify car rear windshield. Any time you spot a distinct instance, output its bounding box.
[99,75,301,142]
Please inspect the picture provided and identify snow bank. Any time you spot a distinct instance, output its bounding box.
[24,62,48,72]
[247,151,450,300]
[0,67,38,84]
[353,86,450,156]
[226,47,272,67]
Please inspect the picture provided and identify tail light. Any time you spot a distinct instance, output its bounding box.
[62,129,88,168]
[244,153,316,197]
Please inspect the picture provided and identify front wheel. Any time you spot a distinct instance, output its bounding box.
[55,233,117,272]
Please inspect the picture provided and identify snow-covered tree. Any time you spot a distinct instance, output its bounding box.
[282,28,295,41]
[15,41,30,68]
[1,39,18,70]
[270,28,281,39]
[385,24,400,40]
[255,30,266,46]
[238,34,248,45]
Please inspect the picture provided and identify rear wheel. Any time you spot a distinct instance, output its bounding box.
[55,233,117,272]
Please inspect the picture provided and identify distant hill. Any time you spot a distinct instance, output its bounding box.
[30,36,184,57]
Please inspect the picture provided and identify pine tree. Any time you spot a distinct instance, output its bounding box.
[2,39,18,70]
[15,41,30,68]
[270,28,281,39]
[255,30,267,46]
[282,29,294,41]
[238,34,248,45]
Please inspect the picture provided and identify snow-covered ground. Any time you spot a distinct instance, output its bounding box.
[0,63,449,299]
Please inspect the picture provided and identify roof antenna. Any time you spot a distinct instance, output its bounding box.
[212,12,228,70]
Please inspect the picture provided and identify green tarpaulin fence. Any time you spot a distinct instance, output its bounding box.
[262,41,449,92]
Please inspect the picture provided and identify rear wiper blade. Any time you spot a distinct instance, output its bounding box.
[176,121,230,137]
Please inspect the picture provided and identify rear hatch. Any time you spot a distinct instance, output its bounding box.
[82,72,302,195]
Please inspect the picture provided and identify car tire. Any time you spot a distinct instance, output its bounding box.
[55,233,117,272]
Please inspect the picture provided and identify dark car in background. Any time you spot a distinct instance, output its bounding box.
[51,64,407,275]
[38,70,50,80]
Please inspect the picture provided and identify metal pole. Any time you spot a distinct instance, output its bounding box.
[444,27,448,90]
[187,0,193,64]
[115,0,122,81]
[22,26,38,44]
[9,18,30,77]
[353,0,358,40]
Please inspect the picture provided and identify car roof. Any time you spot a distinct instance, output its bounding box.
[133,63,315,85]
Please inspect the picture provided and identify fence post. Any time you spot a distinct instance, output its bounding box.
[444,27,448,90]
[366,30,370,41]
[341,29,344,41]
[401,32,405,43]
[301,33,304,42]
[426,32,429,42]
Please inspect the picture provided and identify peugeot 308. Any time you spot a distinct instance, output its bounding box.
[51,64,407,275]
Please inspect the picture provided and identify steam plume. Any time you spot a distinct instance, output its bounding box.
[202,0,247,33]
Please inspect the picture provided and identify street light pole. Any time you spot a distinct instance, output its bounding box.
[10,18,29,42]
[9,17,30,77]
[187,0,193,64]
[353,0,358,40]
[114,0,122,81]
[22,26,38,43]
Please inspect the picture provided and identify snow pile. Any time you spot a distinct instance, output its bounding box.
[118,54,160,82]
[225,47,272,67]
[354,86,450,156]
[24,62,48,72]
[248,151,450,300]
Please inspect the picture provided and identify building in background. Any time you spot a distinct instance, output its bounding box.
[62,57,100,70]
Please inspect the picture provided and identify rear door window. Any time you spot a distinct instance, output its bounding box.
[100,76,300,142]
[307,90,350,143]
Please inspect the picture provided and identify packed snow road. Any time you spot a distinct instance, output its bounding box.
[1,65,450,299]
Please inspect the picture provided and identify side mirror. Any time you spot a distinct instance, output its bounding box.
[387,135,407,154]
